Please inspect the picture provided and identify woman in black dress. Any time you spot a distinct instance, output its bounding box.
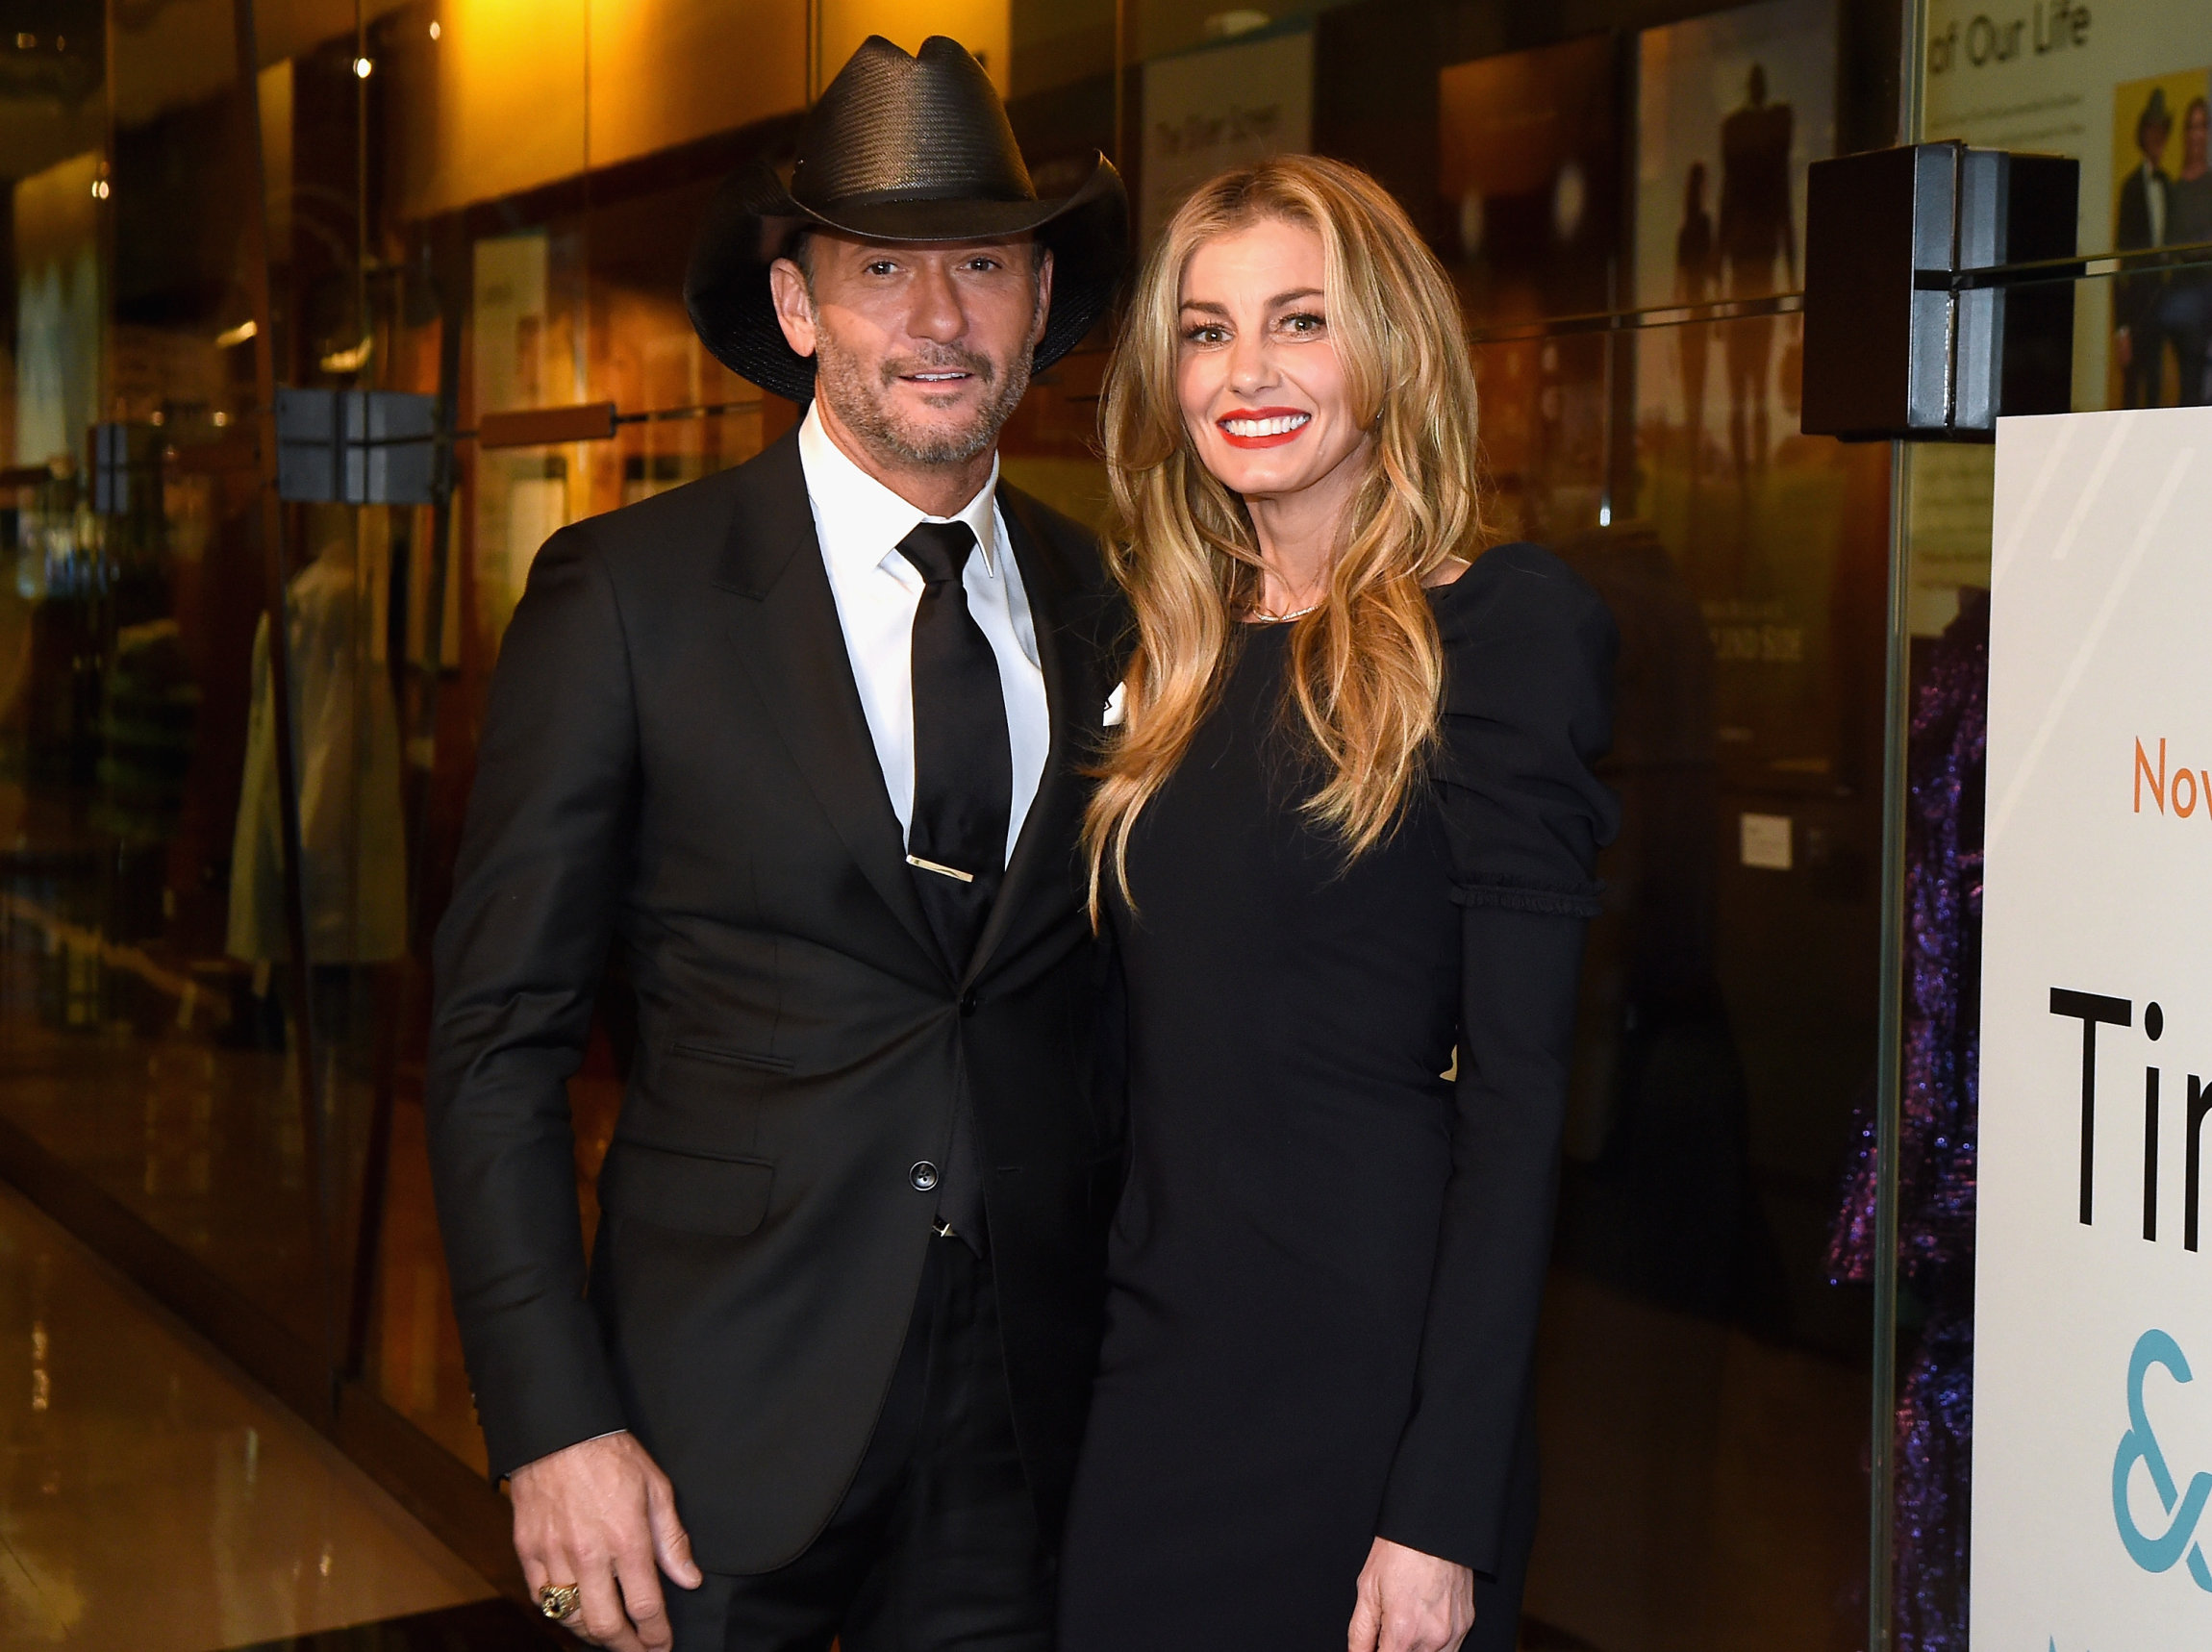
[1057,157,1617,1652]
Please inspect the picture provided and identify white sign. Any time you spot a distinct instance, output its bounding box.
[1139,29,1313,244]
[1740,812,1794,869]
[1976,407,2212,1648]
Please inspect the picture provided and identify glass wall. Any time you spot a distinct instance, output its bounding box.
[1,0,1926,1640]
[1864,5,2212,1649]
[0,0,339,1351]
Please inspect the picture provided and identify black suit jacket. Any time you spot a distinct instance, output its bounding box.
[427,429,1124,1573]
[2116,163,2171,331]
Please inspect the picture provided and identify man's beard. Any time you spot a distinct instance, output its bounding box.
[811,324,1035,468]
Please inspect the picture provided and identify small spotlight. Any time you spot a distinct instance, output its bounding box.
[353,55,373,78]
[14,33,34,49]
[428,19,440,39]
[213,411,230,428]
[90,178,110,200]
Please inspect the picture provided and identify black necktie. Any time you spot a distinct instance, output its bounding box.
[899,520,1011,964]
[898,518,1009,1252]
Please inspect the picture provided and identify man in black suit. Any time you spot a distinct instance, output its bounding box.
[426,37,1127,1652]
[2116,87,2174,408]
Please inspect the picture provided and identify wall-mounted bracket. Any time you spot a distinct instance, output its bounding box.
[88,422,162,516]
[275,388,439,505]
[1802,142,2078,441]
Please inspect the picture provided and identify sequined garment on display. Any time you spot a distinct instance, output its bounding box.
[1829,589,1987,1652]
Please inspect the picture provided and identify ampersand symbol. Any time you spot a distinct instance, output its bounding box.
[2112,1328,2212,1590]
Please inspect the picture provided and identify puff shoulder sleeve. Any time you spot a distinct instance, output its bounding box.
[1375,542,1620,1571]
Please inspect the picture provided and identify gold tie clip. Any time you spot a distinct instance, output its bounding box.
[905,854,975,884]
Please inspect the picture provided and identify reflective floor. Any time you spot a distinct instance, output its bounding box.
[0,1179,493,1650]
[1525,1273,1866,1651]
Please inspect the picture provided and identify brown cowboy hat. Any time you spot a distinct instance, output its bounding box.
[686,35,1129,404]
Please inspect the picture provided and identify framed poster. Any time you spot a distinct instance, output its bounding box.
[1629,0,1858,793]
[1923,0,2212,409]
[1635,0,1836,474]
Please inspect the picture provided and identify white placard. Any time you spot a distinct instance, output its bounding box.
[1139,29,1313,244]
[1976,407,2212,1648]
[1741,812,1794,869]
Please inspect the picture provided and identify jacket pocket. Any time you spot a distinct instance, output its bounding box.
[597,1139,776,1238]
[670,1039,794,1074]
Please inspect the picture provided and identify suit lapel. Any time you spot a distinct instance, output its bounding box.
[964,485,1096,988]
[711,433,947,979]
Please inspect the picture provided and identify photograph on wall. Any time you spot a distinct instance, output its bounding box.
[1923,0,2212,416]
[1630,0,1862,800]
[2109,67,2212,408]
[1913,0,2212,642]
[1634,0,1834,488]
[1436,35,1620,544]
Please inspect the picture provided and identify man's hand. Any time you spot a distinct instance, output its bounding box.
[511,1431,702,1651]
[1346,1536,1475,1652]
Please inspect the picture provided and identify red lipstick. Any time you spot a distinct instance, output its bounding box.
[1216,407,1312,449]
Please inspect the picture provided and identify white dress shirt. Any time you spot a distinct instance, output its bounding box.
[798,404,1049,868]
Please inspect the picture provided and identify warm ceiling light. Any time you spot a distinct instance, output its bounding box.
[215,319,258,348]
[353,56,373,78]
[14,33,33,48]
[428,20,440,39]
[89,178,109,199]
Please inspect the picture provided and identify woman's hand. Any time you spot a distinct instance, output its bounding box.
[1347,1536,1475,1652]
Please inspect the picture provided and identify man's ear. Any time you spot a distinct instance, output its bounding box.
[768,258,818,358]
[1030,245,1055,351]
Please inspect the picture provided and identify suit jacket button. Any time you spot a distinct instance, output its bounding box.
[960,989,980,1016]
[910,1161,940,1191]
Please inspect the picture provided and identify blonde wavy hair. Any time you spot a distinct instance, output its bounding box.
[1084,154,1487,914]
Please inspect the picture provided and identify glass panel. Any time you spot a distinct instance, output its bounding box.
[1113,3,1893,1644]
[1495,300,1886,1652]
[1,0,1914,1618]
[0,0,351,1349]
[344,0,809,1468]
[1875,251,2212,1645]
[1002,0,1117,528]
[1890,9,2212,1642]
[318,0,531,1467]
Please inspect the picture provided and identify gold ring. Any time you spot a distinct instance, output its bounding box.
[538,1583,582,1622]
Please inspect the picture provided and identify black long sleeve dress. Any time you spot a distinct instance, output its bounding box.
[1056,543,1619,1652]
